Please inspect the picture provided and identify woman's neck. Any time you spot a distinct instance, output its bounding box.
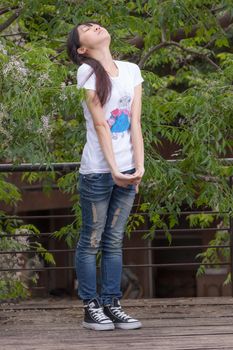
[88,47,116,72]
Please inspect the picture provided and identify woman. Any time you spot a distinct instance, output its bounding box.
[67,22,144,331]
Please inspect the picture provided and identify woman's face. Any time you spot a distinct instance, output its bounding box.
[77,23,111,51]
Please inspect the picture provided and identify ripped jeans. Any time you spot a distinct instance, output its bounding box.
[75,168,136,305]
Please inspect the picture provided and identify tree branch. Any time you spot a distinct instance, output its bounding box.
[0,8,22,33]
[161,25,166,43]
[138,41,169,67]
[0,32,28,37]
[0,6,19,16]
[204,22,233,49]
[139,40,220,70]
[129,11,233,49]
[211,5,227,15]
[171,11,233,42]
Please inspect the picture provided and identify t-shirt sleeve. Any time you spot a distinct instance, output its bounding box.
[133,63,144,87]
[77,64,96,91]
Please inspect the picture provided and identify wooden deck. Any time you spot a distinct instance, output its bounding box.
[1,297,233,350]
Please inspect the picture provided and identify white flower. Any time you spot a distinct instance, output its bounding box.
[0,108,11,140]
[59,93,68,101]
[41,115,50,129]
[38,115,52,136]
[2,57,29,81]
[0,43,7,55]
[38,72,50,84]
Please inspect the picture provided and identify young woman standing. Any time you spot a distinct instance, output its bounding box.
[67,22,144,331]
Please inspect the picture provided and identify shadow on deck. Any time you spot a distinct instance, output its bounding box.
[1,297,233,350]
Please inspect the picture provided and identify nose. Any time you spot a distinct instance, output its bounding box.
[94,24,101,31]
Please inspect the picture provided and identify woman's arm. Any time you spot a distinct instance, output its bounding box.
[85,90,140,187]
[130,84,145,192]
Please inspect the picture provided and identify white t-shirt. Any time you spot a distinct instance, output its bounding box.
[77,60,144,174]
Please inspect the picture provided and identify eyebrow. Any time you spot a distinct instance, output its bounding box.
[79,23,93,30]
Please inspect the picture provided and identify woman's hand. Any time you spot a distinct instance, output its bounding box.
[132,166,145,193]
[111,166,144,191]
[111,170,141,188]
[133,166,145,179]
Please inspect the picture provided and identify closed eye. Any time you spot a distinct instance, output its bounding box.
[82,26,91,32]
[80,23,93,32]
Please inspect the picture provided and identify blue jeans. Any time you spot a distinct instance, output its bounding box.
[75,168,136,305]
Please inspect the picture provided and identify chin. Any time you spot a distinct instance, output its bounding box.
[98,34,111,45]
[102,31,111,40]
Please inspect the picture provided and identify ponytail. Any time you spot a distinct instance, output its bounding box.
[67,23,112,107]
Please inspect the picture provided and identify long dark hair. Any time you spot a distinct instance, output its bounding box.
[67,22,112,107]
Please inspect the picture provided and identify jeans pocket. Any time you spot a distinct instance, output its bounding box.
[83,173,104,181]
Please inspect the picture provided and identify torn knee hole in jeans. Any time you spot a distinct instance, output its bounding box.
[91,203,97,223]
[90,203,99,248]
[90,229,99,248]
[111,208,121,228]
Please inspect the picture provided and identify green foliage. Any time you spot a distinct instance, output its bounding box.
[195,229,230,279]
[125,212,145,239]
[187,213,215,228]
[32,242,56,265]
[0,279,29,301]
[187,213,231,284]
[0,217,55,301]
[53,171,82,248]
[0,175,21,205]
[53,223,79,249]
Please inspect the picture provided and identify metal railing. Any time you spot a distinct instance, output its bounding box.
[0,162,233,297]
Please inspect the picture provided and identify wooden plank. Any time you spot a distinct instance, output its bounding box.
[2,296,233,310]
[2,323,233,336]
[1,307,233,326]
[4,303,233,318]
[1,333,233,350]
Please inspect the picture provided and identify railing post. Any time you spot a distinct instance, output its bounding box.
[229,176,233,297]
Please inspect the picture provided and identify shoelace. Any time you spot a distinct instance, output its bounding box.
[90,307,108,322]
[110,306,130,321]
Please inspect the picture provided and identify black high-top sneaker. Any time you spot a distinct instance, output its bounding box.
[83,298,115,331]
[103,297,142,330]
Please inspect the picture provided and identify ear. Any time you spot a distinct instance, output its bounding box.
[77,47,88,55]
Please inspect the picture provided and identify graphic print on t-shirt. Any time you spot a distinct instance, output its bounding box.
[107,95,131,140]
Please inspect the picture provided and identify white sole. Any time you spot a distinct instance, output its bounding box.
[114,321,142,330]
[83,321,115,331]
